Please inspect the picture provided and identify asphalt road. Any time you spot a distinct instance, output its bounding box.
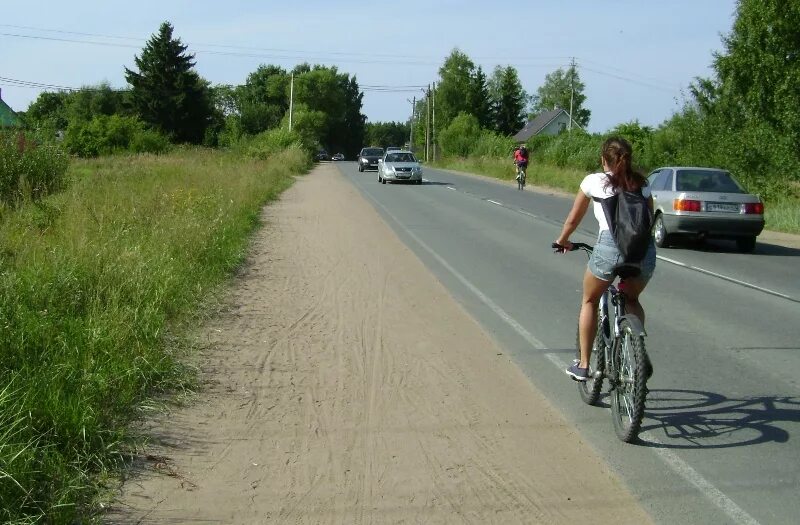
[334,161,800,525]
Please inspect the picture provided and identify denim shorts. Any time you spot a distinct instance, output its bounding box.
[588,230,656,283]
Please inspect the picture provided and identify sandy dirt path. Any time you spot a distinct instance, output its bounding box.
[110,164,652,524]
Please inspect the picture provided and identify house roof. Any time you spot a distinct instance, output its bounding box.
[0,94,21,127]
[512,109,567,142]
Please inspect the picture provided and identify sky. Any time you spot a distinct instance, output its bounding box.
[0,0,739,133]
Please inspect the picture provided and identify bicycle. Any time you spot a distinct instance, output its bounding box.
[552,241,652,443]
[515,163,527,190]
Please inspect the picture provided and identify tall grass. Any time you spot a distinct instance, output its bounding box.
[0,146,309,522]
[0,132,69,207]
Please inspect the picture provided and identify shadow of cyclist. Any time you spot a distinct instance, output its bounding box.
[629,389,799,449]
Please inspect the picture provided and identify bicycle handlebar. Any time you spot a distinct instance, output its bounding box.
[551,242,593,253]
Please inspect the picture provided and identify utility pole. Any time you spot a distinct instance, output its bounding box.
[407,96,415,151]
[568,57,575,133]
[425,84,431,162]
[431,82,436,162]
[288,72,295,132]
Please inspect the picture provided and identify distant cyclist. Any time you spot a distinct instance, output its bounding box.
[514,145,530,181]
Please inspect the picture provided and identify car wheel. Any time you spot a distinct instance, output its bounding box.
[653,214,671,248]
[381,177,386,184]
[736,236,757,253]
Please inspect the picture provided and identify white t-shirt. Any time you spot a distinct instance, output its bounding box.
[580,172,652,232]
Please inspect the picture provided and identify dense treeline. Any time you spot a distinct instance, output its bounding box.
[18,21,367,160]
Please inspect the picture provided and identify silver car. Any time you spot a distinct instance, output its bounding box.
[378,151,423,185]
[647,167,765,252]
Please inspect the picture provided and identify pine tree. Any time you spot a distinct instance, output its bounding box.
[125,21,212,143]
[468,66,493,129]
[491,66,528,136]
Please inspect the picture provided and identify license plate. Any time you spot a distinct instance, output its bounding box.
[707,202,739,213]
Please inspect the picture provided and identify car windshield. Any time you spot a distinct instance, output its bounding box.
[386,153,416,163]
[675,170,745,193]
[362,148,384,156]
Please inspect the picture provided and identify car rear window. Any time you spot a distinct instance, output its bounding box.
[386,153,416,163]
[675,170,745,193]
[362,148,384,156]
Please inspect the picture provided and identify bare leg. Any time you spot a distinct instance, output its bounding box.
[578,269,612,368]
[620,278,647,324]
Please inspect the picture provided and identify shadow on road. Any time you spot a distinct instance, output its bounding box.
[634,389,800,449]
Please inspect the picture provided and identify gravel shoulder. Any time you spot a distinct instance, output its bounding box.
[109,163,652,524]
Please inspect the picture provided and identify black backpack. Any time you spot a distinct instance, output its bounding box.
[595,187,653,263]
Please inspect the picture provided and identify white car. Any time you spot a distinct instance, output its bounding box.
[378,151,423,184]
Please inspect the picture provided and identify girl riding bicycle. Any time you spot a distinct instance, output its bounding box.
[554,137,656,381]
[514,145,529,181]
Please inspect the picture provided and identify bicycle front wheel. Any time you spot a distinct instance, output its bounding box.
[610,319,648,442]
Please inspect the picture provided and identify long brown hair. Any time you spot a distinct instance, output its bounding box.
[602,137,646,192]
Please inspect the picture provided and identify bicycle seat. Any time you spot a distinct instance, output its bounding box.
[613,263,642,279]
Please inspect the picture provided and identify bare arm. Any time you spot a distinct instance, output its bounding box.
[555,190,591,248]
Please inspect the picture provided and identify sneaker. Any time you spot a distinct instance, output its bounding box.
[566,362,590,382]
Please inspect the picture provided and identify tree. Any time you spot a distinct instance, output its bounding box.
[236,65,290,134]
[65,83,128,124]
[468,66,493,129]
[292,65,365,156]
[490,66,527,136]
[714,0,800,144]
[531,65,590,128]
[22,91,70,130]
[435,49,477,130]
[365,121,410,149]
[124,21,212,143]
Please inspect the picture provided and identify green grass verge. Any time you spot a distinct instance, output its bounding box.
[0,146,310,523]
[434,156,800,235]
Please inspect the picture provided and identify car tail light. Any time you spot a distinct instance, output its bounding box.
[742,202,764,214]
[673,199,702,212]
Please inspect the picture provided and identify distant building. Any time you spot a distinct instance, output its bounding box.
[512,108,580,143]
[0,88,22,128]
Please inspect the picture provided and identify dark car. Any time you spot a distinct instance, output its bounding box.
[331,153,345,161]
[315,150,331,161]
[357,147,384,172]
[647,167,765,252]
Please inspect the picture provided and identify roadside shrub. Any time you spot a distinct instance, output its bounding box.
[245,127,306,159]
[130,129,172,155]
[472,129,515,158]
[0,132,69,205]
[64,115,170,157]
[438,113,481,157]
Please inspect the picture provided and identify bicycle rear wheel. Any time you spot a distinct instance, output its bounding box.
[577,317,606,405]
[610,318,648,442]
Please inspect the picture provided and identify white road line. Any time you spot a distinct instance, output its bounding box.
[656,255,794,301]
[487,199,503,206]
[655,255,687,266]
[446,186,457,191]
[543,353,761,525]
[518,209,539,218]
